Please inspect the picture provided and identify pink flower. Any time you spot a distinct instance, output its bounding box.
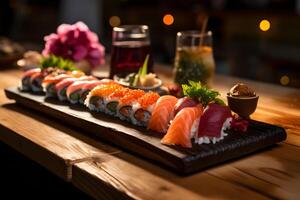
[43,21,105,68]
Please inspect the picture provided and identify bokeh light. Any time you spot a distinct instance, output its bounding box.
[109,16,121,27]
[280,75,290,85]
[163,14,174,26]
[259,19,270,32]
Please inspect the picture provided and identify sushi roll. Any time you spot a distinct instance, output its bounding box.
[161,106,203,148]
[117,89,145,122]
[42,70,84,97]
[56,76,96,101]
[74,79,116,104]
[29,71,44,92]
[42,74,73,97]
[148,95,178,133]
[132,92,160,127]
[85,84,123,112]
[195,104,232,144]
[104,87,130,116]
[21,68,41,91]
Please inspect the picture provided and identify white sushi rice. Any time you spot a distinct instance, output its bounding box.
[131,102,155,126]
[194,117,232,145]
[84,93,105,112]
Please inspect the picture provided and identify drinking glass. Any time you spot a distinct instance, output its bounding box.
[110,25,153,78]
[174,31,215,86]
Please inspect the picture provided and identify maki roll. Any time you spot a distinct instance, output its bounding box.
[29,71,44,92]
[104,87,130,116]
[21,68,41,91]
[85,84,123,112]
[132,92,160,127]
[56,76,95,101]
[42,74,73,97]
[117,89,145,122]
[42,70,84,97]
[79,79,118,104]
[70,79,117,104]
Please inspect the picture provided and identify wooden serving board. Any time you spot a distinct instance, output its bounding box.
[5,87,287,175]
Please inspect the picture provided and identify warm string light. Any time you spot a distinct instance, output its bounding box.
[259,19,270,32]
[163,14,174,26]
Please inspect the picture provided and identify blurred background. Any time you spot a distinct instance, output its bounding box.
[0,0,300,88]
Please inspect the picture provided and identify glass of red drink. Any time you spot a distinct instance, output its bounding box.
[110,25,153,78]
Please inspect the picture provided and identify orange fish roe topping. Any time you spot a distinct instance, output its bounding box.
[119,89,145,105]
[91,84,123,97]
[138,92,160,109]
[110,87,130,99]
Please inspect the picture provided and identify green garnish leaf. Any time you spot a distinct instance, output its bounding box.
[40,55,79,71]
[132,54,149,87]
[141,54,149,76]
[182,80,225,106]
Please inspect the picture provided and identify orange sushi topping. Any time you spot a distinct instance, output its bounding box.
[110,87,130,99]
[119,89,145,105]
[138,92,160,109]
[91,84,123,97]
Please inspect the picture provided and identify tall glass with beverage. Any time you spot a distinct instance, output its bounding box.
[174,31,215,86]
[110,25,153,78]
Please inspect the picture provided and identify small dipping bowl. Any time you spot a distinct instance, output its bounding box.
[227,94,259,119]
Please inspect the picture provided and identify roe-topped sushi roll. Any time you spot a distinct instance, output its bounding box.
[117,89,145,121]
[85,84,123,112]
[78,79,117,104]
[105,87,130,116]
[132,92,160,127]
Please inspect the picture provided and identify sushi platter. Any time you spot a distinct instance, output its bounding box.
[5,61,286,174]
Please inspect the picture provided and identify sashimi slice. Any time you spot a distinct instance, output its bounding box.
[148,95,178,133]
[161,106,203,148]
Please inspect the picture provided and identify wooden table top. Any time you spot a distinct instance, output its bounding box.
[0,68,300,200]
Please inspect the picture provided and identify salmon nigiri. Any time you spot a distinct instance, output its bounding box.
[161,106,203,148]
[148,95,178,133]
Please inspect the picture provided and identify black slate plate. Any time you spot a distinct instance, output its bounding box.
[4,87,287,175]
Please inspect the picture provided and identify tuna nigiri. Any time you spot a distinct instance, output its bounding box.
[161,106,203,148]
[195,104,232,144]
[148,95,178,133]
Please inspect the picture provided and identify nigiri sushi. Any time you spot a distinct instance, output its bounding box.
[21,68,41,91]
[161,106,203,148]
[85,84,123,112]
[132,92,160,127]
[117,89,145,121]
[195,104,232,144]
[148,95,178,133]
